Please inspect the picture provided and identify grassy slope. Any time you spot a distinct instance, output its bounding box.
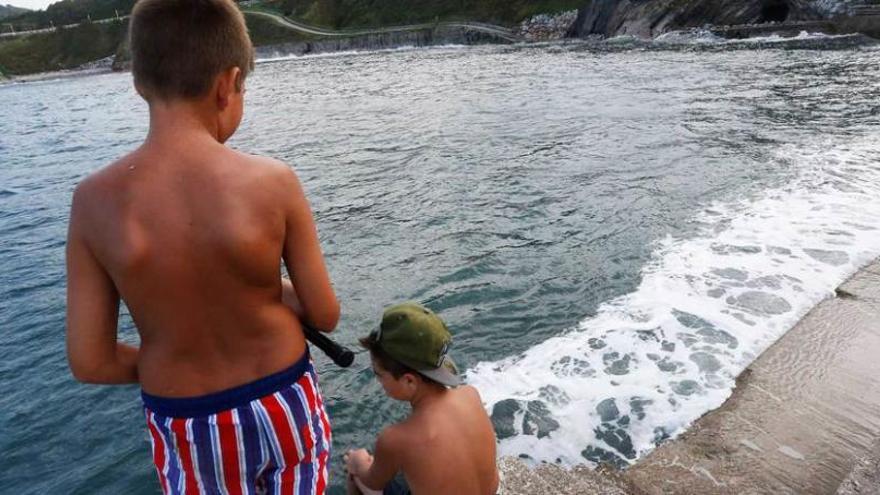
[260,0,583,28]
[0,20,126,75]
[0,4,30,20]
[245,11,314,46]
[0,1,580,75]
[4,0,134,30]
[0,13,312,76]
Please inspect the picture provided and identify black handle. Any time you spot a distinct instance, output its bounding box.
[303,325,355,368]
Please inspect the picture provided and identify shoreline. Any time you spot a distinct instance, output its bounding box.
[5,27,876,86]
[499,258,880,494]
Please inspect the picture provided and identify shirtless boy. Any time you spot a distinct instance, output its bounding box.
[344,303,499,495]
[65,0,339,492]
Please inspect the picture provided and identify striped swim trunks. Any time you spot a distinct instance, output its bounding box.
[141,351,331,495]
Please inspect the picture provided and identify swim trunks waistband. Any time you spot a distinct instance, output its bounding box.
[141,349,311,418]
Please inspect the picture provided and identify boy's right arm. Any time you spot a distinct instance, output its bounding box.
[352,428,403,491]
[278,165,340,332]
[66,184,139,384]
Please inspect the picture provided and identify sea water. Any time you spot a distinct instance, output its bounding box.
[1,38,879,493]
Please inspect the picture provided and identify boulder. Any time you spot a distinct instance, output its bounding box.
[570,0,827,38]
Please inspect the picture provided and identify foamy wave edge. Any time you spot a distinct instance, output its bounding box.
[467,134,880,467]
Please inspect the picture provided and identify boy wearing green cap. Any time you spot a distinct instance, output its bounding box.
[344,302,500,495]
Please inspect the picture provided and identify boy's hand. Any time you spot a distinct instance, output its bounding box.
[344,449,373,477]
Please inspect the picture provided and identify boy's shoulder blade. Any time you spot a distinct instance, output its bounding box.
[72,152,140,205]
[235,152,298,185]
[460,384,480,397]
[377,422,408,450]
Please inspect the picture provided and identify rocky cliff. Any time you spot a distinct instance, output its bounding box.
[569,0,829,38]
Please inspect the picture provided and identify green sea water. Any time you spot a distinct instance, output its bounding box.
[2,38,879,493]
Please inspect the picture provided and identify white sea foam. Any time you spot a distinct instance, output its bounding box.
[654,29,724,44]
[468,135,880,467]
[255,44,469,64]
[654,30,860,47]
[728,31,853,44]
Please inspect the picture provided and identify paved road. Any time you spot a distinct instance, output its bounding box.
[1,15,127,38]
[2,9,520,42]
[237,9,521,42]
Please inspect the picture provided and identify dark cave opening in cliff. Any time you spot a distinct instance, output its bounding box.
[758,0,791,23]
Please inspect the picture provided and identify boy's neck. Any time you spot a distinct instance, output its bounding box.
[409,383,448,411]
[145,99,222,145]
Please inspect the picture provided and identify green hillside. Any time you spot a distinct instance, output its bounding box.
[4,0,133,30]
[265,0,583,29]
[0,19,126,74]
[5,0,582,31]
[0,3,30,20]
[0,0,581,76]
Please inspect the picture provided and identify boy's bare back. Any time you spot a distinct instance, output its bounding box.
[380,385,498,495]
[67,130,337,397]
[67,1,340,491]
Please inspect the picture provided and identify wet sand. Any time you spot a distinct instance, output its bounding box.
[624,258,880,494]
[500,259,880,495]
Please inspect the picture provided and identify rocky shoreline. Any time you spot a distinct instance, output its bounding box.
[5,0,880,82]
[569,0,880,40]
[499,258,880,495]
[254,25,507,60]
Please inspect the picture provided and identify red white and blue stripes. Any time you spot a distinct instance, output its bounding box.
[142,352,331,495]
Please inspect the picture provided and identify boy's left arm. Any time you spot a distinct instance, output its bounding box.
[347,430,403,491]
[66,188,139,384]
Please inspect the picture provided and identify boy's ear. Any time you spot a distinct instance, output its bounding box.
[133,80,148,100]
[215,66,242,110]
[402,372,420,388]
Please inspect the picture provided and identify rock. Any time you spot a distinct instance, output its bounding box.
[516,10,579,41]
[492,399,521,440]
[523,400,560,438]
[254,25,509,61]
[653,426,671,444]
[570,0,827,39]
[594,423,637,461]
[582,444,628,467]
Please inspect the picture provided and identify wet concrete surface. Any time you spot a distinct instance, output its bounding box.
[497,457,636,495]
[623,260,880,494]
[836,438,880,495]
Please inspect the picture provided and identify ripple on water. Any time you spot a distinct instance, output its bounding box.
[4,42,880,494]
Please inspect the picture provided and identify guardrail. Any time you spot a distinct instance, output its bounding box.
[0,15,128,38]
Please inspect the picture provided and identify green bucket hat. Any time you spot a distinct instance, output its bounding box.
[369,302,461,387]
